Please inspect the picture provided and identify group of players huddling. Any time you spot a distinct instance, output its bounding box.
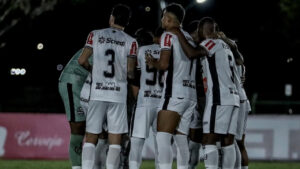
[58,3,251,169]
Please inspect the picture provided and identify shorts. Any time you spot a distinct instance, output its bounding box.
[203,104,239,135]
[159,97,197,135]
[86,100,128,134]
[190,107,202,129]
[59,82,85,122]
[80,73,92,115]
[236,100,251,140]
[130,106,158,139]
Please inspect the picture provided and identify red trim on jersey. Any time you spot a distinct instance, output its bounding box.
[205,40,214,47]
[205,40,216,50]
[164,34,172,47]
[208,43,216,50]
[130,42,137,55]
[87,32,94,45]
[203,77,208,93]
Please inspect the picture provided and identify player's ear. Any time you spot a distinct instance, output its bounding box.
[109,15,115,26]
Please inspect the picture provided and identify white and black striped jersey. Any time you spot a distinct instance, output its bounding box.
[85,27,138,103]
[236,65,248,101]
[136,44,164,106]
[200,39,240,106]
[160,29,197,101]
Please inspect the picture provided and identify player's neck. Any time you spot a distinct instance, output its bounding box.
[110,24,124,31]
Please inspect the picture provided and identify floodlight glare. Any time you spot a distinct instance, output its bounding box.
[37,43,44,50]
[196,0,206,3]
[145,6,151,12]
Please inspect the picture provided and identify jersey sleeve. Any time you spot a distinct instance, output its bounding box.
[160,32,173,50]
[128,39,138,58]
[200,39,218,56]
[136,47,143,70]
[85,31,95,48]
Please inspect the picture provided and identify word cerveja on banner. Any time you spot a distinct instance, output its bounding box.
[0,113,300,160]
[0,113,70,159]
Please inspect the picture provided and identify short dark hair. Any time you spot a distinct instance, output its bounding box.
[111,4,131,27]
[134,28,153,46]
[198,17,216,30]
[165,3,185,23]
[185,20,199,34]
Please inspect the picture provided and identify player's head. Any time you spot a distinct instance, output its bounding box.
[134,28,153,46]
[186,20,200,43]
[110,4,132,28]
[161,3,185,29]
[198,17,217,41]
[153,27,164,44]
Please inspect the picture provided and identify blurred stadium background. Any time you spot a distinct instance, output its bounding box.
[1,0,300,168]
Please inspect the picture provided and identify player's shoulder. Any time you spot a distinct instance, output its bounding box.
[200,38,223,51]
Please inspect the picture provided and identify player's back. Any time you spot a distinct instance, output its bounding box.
[59,49,92,84]
[236,64,248,100]
[137,44,164,106]
[160,29,197,101]
[200,39,239,106]
[87,27,137,103]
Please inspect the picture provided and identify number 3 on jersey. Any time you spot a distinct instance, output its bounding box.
[104,49,115,78]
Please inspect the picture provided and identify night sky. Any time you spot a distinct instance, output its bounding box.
[0,0,299,113]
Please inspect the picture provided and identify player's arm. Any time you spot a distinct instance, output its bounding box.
[78,31,94,71]
[127,41,138,80]
[146,51,170,70]
[169,28,208,58]
[78,47,93,71]
[217,31,244,65]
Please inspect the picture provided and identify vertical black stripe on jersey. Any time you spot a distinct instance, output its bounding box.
[67,83,75,122]
[195,57,205,99]
[129,103,137,137]
[162,96,170,110]
[210,105,217,133]
[164,49,174,98]
[207,54,221,105]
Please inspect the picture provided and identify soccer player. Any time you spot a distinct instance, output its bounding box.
[78,4,138,169]
[185,20,205,169]
[217,31,250,169]
[235,64,250,169]
[129,27,164,169]
[80,73,108,169]
[58,49,91,169]
[169,17,241,169]
[146,3,206,169]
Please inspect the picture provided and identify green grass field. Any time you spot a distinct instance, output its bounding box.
[1,160,300,169]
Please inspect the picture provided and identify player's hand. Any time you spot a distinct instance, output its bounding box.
[216,31,226,39]
[145,53,155,68]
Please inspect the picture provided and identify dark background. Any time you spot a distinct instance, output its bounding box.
[0,0,299,114]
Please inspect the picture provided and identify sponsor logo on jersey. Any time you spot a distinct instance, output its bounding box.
[144,89,162,98]
[99,36,106,44]
[145,49,160,56]
[183,80,196,89]
[98,36,125,46]
[96,82,121,91]
[164,34,172,47]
